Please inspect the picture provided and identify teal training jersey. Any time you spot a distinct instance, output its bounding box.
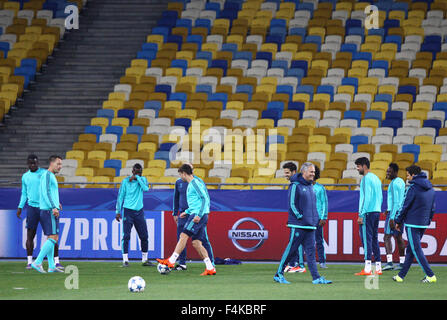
[313,182,328,220]
[39,170,60,210]
[116,175,149,213]
[18,168,45,208]
[185,177,210,217]
[359,172,383,217]
[387,177,406,219]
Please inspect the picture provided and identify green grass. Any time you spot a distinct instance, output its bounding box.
[0,261,446,300]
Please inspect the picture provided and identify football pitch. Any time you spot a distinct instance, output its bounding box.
[0,261,446,300]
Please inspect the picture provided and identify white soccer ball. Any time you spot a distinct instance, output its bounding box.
[157,263,171,275]
[128,276,146,292]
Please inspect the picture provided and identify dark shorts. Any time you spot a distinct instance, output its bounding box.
[182,213,209,241]
[40,210,59,236]
[26,206,41,230]
[385,214,404,236]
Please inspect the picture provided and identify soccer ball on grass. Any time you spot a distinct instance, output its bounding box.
[128,276,146,292]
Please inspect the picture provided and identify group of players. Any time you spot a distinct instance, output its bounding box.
[272,158,437,284]
[18,153,437,284]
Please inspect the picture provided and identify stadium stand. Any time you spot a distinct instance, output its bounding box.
[0,0,167,182]
[3,0,447,190]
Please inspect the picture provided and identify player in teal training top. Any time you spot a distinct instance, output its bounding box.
[31,155,63,273]
[313,166,328,268]
[355,157,383,276]
[116,163,153,267]
[382,163,406,271]
[157,164,216,276]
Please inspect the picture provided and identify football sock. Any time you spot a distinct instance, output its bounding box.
[27,256,33,264]
[123,253,129,263]
[54,256,60,264]
[375,262,382,272]
[364,260,372,273]
[34,239,55,266]
[204,257,214,270]
[169,252,179,264]
[142,252,148,262]
[47,239,56,270]
[399,256,405,264]
[386,254,393,263]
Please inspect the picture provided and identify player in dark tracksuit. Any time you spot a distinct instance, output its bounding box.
[274,163,332,284]
[392,166,437,283]
[172,176,214,270]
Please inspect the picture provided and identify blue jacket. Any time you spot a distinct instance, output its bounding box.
[173,178,189,216]
[287,173,319,229]
[394,173,435,228]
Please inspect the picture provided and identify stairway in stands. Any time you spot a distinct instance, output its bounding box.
[0,0,166,186]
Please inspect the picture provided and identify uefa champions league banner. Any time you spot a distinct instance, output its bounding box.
[0,209,164,259]
[1,188,447,261]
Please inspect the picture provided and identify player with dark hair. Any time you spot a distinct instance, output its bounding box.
[392,165,437,283]
[116,163,153,267]
[382,163,406,271]
[274,162,332,284]
[312,165,328,268]
[354,157,383,276]
[31,155,63,273]
[281,162,306,273]
[157,164,216,276]
[172,162,214,271]
[17,155,45,269]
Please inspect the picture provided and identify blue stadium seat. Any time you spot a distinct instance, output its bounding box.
[267,101,285,111]
[105,126,124,142]
[262,109,282,126]
[195,84,213,95]
[169,92,187,108]
[364,111,382,125]
[104,159,122,177]
[84,126,102,142]
[117,109,135,125]
[423,119,442,136]
[174,118,192,131]
[276,85,294,100]
[350,135,369,152]
[375,94,393,108]
[381,119,401,135]
[402,144,420,162]
[397,85,417,100]
[126,126,144,142]
[256,52,273,68]
[144,101,162,115]
[344,110,362,126]
[287,101,305,117]
[96,109,115,125]
[433,102,447,113]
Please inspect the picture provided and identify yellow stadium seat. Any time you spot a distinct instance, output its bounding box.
[360,119,379,130]
[110,151,129,162]
[143,167,164,177]
[257,119,275,129]
[308,135,327,144]
[433,170,447,180]
[298,119,317,128]
[373,153,393,163]
[66,150,85,161]
[75,167,95,177]
[317,178,336,190]
[414,136,433,145]
[148,159,167,169]
[111,117,130,128]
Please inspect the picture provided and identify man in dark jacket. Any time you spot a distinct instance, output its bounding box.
[392,165,437,283]
[274,162,332,284]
